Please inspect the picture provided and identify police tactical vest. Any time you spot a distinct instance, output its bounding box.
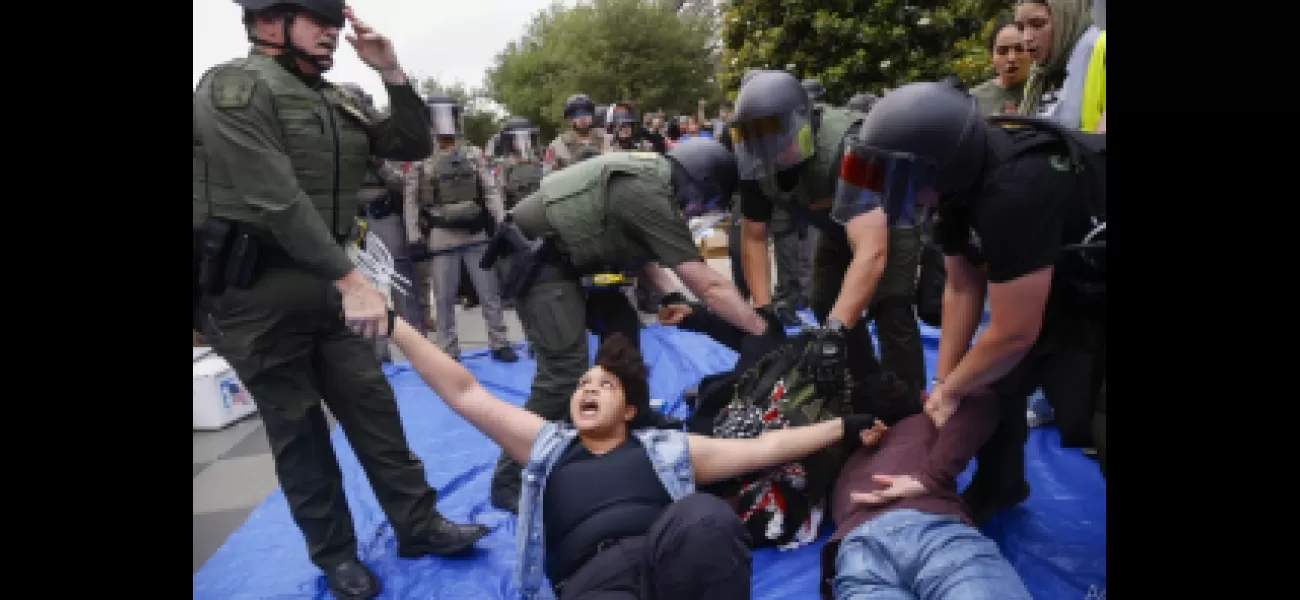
[539,151,671,269]
[421,144,481,206]
[555,130,605,168]
[195,53,371,241]
[504,158,543,208]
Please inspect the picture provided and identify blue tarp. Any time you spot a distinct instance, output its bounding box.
[194,322,1105,600]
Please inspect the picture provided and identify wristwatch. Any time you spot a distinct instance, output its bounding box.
[825,317,846,334]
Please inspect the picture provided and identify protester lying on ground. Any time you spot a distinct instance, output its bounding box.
[385,317,885,600]
[821,390,1032,600]
[661,302,919,549]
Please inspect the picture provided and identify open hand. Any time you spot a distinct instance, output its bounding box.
[344,7,400,75]
[849,474,927,506]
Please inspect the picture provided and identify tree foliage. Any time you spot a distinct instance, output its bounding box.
[719,0,1005,105]
[486,0,717,141]
[418,78,504,148]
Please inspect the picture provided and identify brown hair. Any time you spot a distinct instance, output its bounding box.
[593,333,653,427]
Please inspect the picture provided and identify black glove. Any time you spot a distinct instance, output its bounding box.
[841,413,881,450]
[736,306,787,371]
[802,324,848,388]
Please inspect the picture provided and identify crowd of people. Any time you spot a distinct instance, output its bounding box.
[193,0,1105,598]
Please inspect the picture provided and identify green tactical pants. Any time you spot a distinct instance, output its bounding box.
[810,225,926,393]
[490,276,640,496]
[204,266,440,569]
[770,206,805,311]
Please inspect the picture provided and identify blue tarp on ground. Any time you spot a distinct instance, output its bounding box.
[194,323,1105,600]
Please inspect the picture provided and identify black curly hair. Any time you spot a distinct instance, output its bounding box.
[592,333,654,427]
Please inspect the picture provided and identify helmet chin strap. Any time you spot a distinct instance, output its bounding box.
[248,9,333,74]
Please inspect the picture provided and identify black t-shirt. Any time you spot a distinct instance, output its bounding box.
[935,146,1078,284]
[542,437,672,583]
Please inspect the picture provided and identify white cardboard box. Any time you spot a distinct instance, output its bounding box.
[193,352,257,430]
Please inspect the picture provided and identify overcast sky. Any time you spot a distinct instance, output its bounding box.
[193,0,568,111]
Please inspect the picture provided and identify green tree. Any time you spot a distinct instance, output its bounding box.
[486,0,717,141]
[418,77,504,148]
[719,0,1004,105]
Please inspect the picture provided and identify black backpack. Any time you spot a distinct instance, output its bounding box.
[698,336,854,548]
[989,116,1107,302]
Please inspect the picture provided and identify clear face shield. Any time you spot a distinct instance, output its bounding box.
[730,110,816,181]
[831,146,940,228]
[508,130,538,158]
[428,104,462,137]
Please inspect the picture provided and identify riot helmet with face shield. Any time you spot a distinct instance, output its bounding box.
[499,116,541,159]
[611,105,639,145]
[425,94,462,138]
[564,94,597,134]
[730,70,816,182]
[833,80,987,227]
[666,138,738,217]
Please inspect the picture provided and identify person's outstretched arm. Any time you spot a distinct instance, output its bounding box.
[687,417,884,485]
[389,318,544,463]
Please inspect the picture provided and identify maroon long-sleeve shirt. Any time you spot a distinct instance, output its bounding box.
[818,392,1001,599]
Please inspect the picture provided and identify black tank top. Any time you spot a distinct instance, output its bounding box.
[543,437,672,582]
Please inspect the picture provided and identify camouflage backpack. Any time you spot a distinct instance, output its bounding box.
[708,335,853,548]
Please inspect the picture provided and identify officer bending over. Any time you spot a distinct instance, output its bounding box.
[194,2,487,598]
[853,80,1107,521]
[486,138,782,513]
[385,315,883,600]
[731,71,927,395]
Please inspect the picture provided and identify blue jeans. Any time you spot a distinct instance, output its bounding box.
[833,510,1031,600]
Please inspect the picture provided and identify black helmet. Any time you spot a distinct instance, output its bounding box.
[235,0,344,25]
[730,70,815,180]
[425,94,462,137]
[801,79,826,102]
[847,92,879,113]
[236,1,344,70]
[498,116,540,158]
[740,68,778,88]
[666,138,738,217]
[563,94,597,120]
[855,80,986,195]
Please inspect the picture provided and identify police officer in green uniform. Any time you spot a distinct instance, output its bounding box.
[732,70,927,396]
[337,82,421,363]
[193,2,487,597]
[486,138,783,513]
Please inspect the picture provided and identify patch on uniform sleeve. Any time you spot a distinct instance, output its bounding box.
[211,69,256,109]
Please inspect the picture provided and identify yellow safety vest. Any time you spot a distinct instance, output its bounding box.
[1081,31,1107,132]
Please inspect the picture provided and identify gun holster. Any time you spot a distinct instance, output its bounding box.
[481,217,551,300]
[196,218,264,296]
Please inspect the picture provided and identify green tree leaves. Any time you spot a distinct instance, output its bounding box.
[719,0,1005,104]
[486,0,717,141]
